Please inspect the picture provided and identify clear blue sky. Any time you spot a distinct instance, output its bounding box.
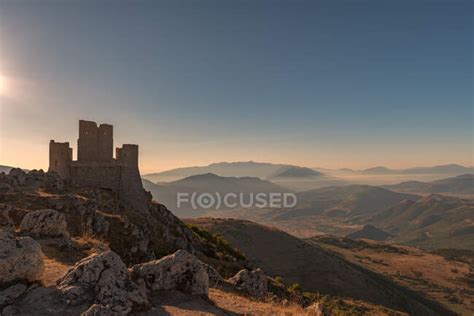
[0,0,472,172]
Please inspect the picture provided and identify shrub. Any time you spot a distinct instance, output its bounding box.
[275,276,284,285]
[288,283,302,294]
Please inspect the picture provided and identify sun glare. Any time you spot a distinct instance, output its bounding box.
[0,75,5,95]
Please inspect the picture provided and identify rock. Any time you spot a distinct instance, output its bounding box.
[0,283,28,307]
[227,268,268,299]
[19,209,69,237]
[57,251,149,314]
[8,168,26,186]
[0,231,44,284]
[203,263,223,287]
[131,250,209,296]
[305,302,328,316]
[43,172,64,192]
[0,210,15,232]
[81,304,117,316]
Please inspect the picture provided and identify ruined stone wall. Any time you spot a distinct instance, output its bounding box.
[69,161,147,213]
[49,140,72,179]
[69,162,121,191]
[116,144,138,167]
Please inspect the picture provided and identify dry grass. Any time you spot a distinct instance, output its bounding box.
[312,238,474,315]
[38,234,109,287]
[140,288,406,316]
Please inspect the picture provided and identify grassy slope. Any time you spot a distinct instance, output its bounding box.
[185,217,455,315]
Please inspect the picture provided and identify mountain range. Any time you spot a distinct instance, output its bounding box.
[384,174,474,195]
[143,173,288,217]
[265,185,419,221]
[338,164,473,175]
[143,161,296,182]
[145,162,473,183]
[367,194,474,250]
[267,166,323,179]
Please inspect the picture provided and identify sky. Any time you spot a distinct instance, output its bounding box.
[0,0,472,173]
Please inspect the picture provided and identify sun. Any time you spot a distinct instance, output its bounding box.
[0,75,5,95]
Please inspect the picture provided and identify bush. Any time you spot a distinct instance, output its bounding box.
[288,283,302,294]
[186,223,246,261]
[275,276,284,285]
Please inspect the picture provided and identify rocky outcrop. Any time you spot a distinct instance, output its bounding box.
[0,283,28,308]
[57,251,149,314]
[19,209,69,238]
[0,208,15,232]
[81,304,116,316]
[228,268,268,299]
[1,168,63,193]
[203,263,224,287]
[149,203,195,253]
[131,250,209,296]
[0,231,44,284]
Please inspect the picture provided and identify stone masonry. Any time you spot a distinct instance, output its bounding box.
[49,120,147,213]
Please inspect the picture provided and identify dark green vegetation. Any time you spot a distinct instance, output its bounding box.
[345,225,393,241]
[186,223,245,262]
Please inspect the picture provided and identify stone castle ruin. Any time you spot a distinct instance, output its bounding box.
[49,120,147,212]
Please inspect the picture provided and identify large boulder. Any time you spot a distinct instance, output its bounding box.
[0,230,44,284]
[0,208,15,232]
[131,250,209,296]
[0,283,28,308]
[227,268,268,299]
[57,251,148,314]
[81,304,116,316]
[203,263,224,287]
[19,209,69,238]
[8,168,26,186]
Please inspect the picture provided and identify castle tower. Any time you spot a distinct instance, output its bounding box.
[48,140,72,179]
[98,123,113,162]
[77,120,114,162]
[116,144,139,168]
[77,120,99,162]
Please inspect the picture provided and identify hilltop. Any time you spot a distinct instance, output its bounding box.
[345,224,393,241]
[384,174,474,196]
[268,166,324,179]
[143,173,288,217]
[368,194,474,250]
[143,161,295,182]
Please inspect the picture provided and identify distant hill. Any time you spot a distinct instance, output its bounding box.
[143,173,288,217]
[361,166,396,175]
[384,174,474,195]
[0,165,15,174]
[329,164,474,177]
[346,225,393,241]
[185,218,454,315]
[295,185,419,217]
[369,195,474,250]
[143,161,295,182]
[267,166,324,179]
[401,164,474,175]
